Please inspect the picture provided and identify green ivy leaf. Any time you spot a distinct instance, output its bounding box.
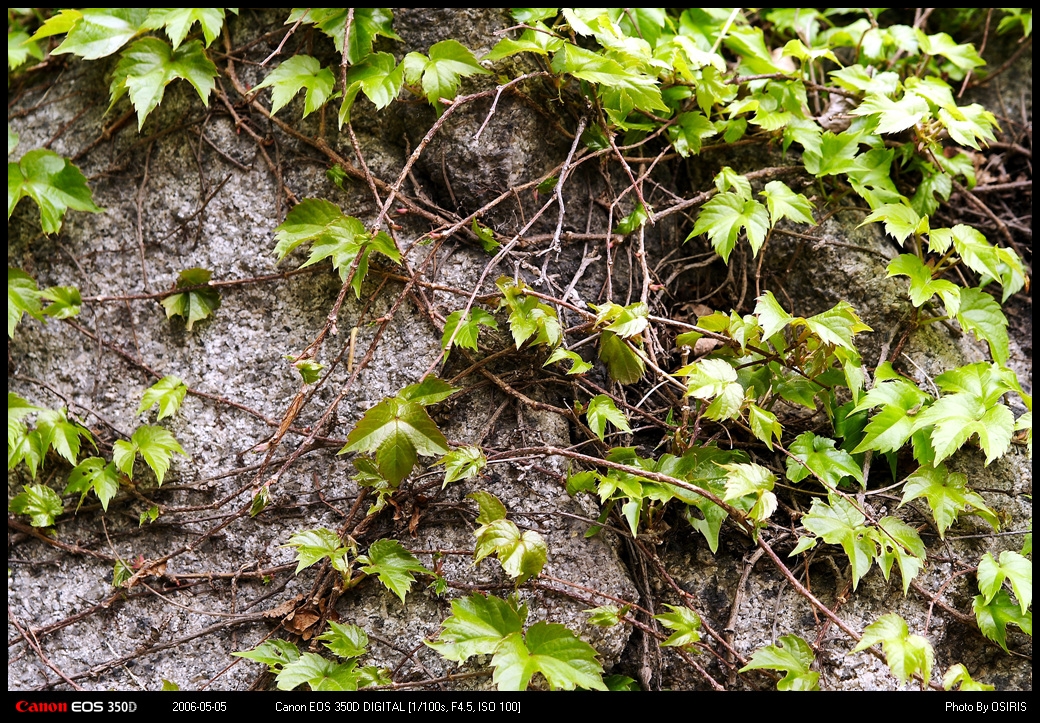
[596,331,645,385]
[276,652,359,691]
[8,268,45,337]
[474,519,547,583]
[64,457,121,511]
[487,23,564,61]
[141,8,229,50]
[614,202,650,235]
[668,111,717,157]
[802,494,874,588]
[748,404,782,451]
[51,8,149,60]
[654,605,702,649]
[357,538,429,603]
[283,527,352,574]
[543,347,592,375]
[689,191,769,262]
[8,30,44,70]
[586,395,631,440]
[852,614,934,686]
[403,39,489,113]
[255,55,336,118]
[799,301,872,351]
[439,445,486,487]
[972,589,1032,653]
[590,301,649,339]
[850,91,930,134]
[112,425,186,486]
[942,663,995,692]
[900,464,999,538]
[40,285,82,320]
[232,639,301,673]
[139,505,159,526]
[759,180,816,227]
[977,551,1031,615]
[955,287,1009,367]
[9,483,64,527]
[491,623,606,691]
[138,376,188,420]
[286,8,400,64]
[34,407,95,466]
[720,462,777,523]
[787,432,865,487]
[754,290,794,341]
[585,605,628,627]
[676,358,744,422]
[876,516,926,595]
[8,149,103,234]
[339,51,404,126]
[851,364,933,455]
[939,103,999,150]
[318,621,369,659]
[109,38,218,130]
[917,30,985,76]
[160,267,221,330]
[341,396,449,486]
[398,377,458,406]
[739,635,820,691]
[442,308,498,351]
[425,593,526,663]
[803,130,861,176]
[468,490,508,525]
[886,254,961,314]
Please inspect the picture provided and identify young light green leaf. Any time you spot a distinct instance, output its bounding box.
[474,519,547,583]
[543,347,593,375]
[425,593,526,663]
[886,254,961,314]
[141,8,228,50]
[468,490,508,525]
[668,111,717,157]
[8,149,103,233]
[112,425,186,486]
[276,652,359,691]
[590,301,649,339]
[720,462,777,523]
[956,287,1009,367]
[759,181,816,227]
[754,291,794,341]
[255,55,336,118]
[339,52,404,126]
[34,408,95,466]
[614,202,650,235]
[357,538,429,603]
[586,395,631,440]
[739,635,820,691]
[40,285,82,320]
[876,516,926,595]
[441,308,498,351]
[439,445,486,487]
[51,8,149,60]
[283,527,352,574]
[913,371,1014,465]
[404,39,490,113]
[160,267,221,330]
[654,605,702,649]
[676,358,743,422]
[972,590,1032,653]
[9,483,64,527]
[8,268,45,337]
[585,605,628,627]
[232,639,301,673]
[64,457,121,511]
[486,23,564,61]
[689,191,770,262]
[802,494,875,588]
[942,664,995,692]
[916,30,985,75]
[139,505,159,526]
[976,551,1031,615]
[850,91,930,134]
[318,621,369,659]
[939,103,999,150]
[787,432,865,487]
[491,623,607,691]
[852,613,934,686]
[109,39,218,130]
[8,30,44,70]
[398,377,458,406]
[802,130,861,176]
[900,464,999,538]
[341,396,448,486]
[599,330,644,384]
[748,404,782,451]
[287,8,400,64]
[800,301,872,351]
[138,376,188,420]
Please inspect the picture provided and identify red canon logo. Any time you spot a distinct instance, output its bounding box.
[15,701,69,713]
